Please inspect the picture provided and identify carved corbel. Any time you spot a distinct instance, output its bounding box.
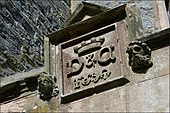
[38,72,59,101]
[126,41,153,73]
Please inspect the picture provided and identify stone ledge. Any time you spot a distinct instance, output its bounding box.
[1,67,44,87]
[0,67,44,103]
[137,28,170,50]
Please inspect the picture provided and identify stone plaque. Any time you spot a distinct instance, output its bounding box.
[60,24,129,103]
[46,4,128,103]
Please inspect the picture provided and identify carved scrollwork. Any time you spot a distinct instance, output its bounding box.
[126,41,153,73]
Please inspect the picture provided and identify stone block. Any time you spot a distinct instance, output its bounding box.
[126,46,170,83]
[0,0,70,77]
[59,86,126,112]
[126,75,169,112]
[0,93,59,112]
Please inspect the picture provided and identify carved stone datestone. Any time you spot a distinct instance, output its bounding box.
[60,26,129,103]
[47,3,129,104]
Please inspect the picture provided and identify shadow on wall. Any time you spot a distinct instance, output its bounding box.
[164,0,170,24]
[0,0,70,77]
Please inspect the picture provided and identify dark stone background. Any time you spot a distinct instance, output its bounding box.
[0,0,70,77]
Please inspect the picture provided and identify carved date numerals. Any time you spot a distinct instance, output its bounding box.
[74,78,81,89]
[74,69,111,89]
[101,69,111,80]
[91,73,100,83]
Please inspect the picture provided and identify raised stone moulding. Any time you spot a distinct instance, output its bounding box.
[126,41,153,73]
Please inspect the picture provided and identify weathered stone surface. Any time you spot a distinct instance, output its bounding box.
[127,75,169,112]
[126,41,153,73]
[126,46,170,83]
[136,28,170,50]
[51,17,129,103]
[155,0,169,30]
[1,0,169,112]
[71,0,167,40]
[126,1,158,40]
[0,0,70,77]
[0,68,60,104]
[58,74,169,112]
[63,1,111,27]
[38,73,59,101]
[47,4,126,45]
[60,32,129,103]
[0,67,43,103]
[59,86,126,112]
[71,0,126,13]
[126,0,169,40]
[0,67,43,87]
[0,93,59,112]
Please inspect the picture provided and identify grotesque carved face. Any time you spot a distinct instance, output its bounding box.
[37,73,59,101]
[38,74,54,101]
[126,41,153,73]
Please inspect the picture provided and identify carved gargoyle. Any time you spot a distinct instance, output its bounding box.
[38,72,59,101]
[126,41,153,73]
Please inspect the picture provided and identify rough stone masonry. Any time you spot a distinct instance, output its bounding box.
[0,0,70,77]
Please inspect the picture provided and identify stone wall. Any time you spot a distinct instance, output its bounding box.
[1,45,169,112]
[0,0,70,77]
[71,0,169,39]
[0,0,169,112]
[57,0,169,112]
[71,0,126,13]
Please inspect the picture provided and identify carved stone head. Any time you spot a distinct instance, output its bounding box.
[38,73,59,101]
[126,41,153,73]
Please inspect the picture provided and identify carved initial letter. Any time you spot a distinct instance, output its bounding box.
[66,58,84,78]
[98,44,116,66]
